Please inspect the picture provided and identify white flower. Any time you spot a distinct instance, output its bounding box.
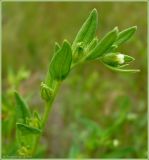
[116,54,125,64]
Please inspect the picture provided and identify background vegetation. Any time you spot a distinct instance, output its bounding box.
[2,2,147,158]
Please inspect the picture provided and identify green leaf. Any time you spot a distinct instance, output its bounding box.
[87,27,118,60]
[117,64,129,68]
[14,91,31,123]
[72,8,98,49]
[16,123,41,135]
[86,37,98,52]
[49,40,72,81]
[104,44,118,54]
[115,26,137,45]
[102,63,140,73]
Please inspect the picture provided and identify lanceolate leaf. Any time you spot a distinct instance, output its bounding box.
[104,44,118,54]
[86,37,98,52]
[72,8,98,49]
[103,63,140,73]
[115,26,137,46]
[49,40,72,81]
[118,64,129,68]
[16,123,41,134]
[14,91,31,123]
[87,27,118,60]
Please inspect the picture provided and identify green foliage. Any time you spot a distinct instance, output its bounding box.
[115,26,137,46]
[72,8,98,49]
[14,91,31,123]
[13,8,139,157]
[86,37,98,52]
[87,27,118,60]
[16,123,41,135]
[102,63,140,73]
[49,40,72,81]
[71,9,138,73]
[16,109,42,157]
[14,91,42,157]
[2,5,146,159]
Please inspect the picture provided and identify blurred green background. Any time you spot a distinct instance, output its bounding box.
[2,2,147,158]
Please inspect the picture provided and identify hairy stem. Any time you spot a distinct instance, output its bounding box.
[32,81,61,156]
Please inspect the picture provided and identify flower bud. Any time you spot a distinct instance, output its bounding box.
[101,52,134,67]
[40,82,54,101]
[28,117,40,129]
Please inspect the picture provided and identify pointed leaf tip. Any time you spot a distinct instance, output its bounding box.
[115,26,137,45]
[132,26,137,30]
[114,26,119,32]
[14,91,31,123]
[91,8,98,15]
[72,8,98,49]
[63,39,71,46]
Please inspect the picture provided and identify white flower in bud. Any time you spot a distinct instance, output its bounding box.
[116,54,125,64]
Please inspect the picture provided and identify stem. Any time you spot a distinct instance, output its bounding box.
[32,81,61,156]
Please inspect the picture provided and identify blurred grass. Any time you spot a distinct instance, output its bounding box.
[2,2,147,158]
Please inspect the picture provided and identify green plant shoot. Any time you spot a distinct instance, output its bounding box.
[14,8,140,158]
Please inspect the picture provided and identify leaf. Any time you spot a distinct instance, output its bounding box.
[102,63,140,73]
[87,27,118,60]
[14,91,31,123]
[16,123,41,135]
[104,44,118,54]
[49,40,72,81]
[72,8,98,49]
[115,26,137,46]
[117,64,129,68]
[86,37,98,52]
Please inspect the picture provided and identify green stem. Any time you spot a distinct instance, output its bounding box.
[32,81,61,156]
